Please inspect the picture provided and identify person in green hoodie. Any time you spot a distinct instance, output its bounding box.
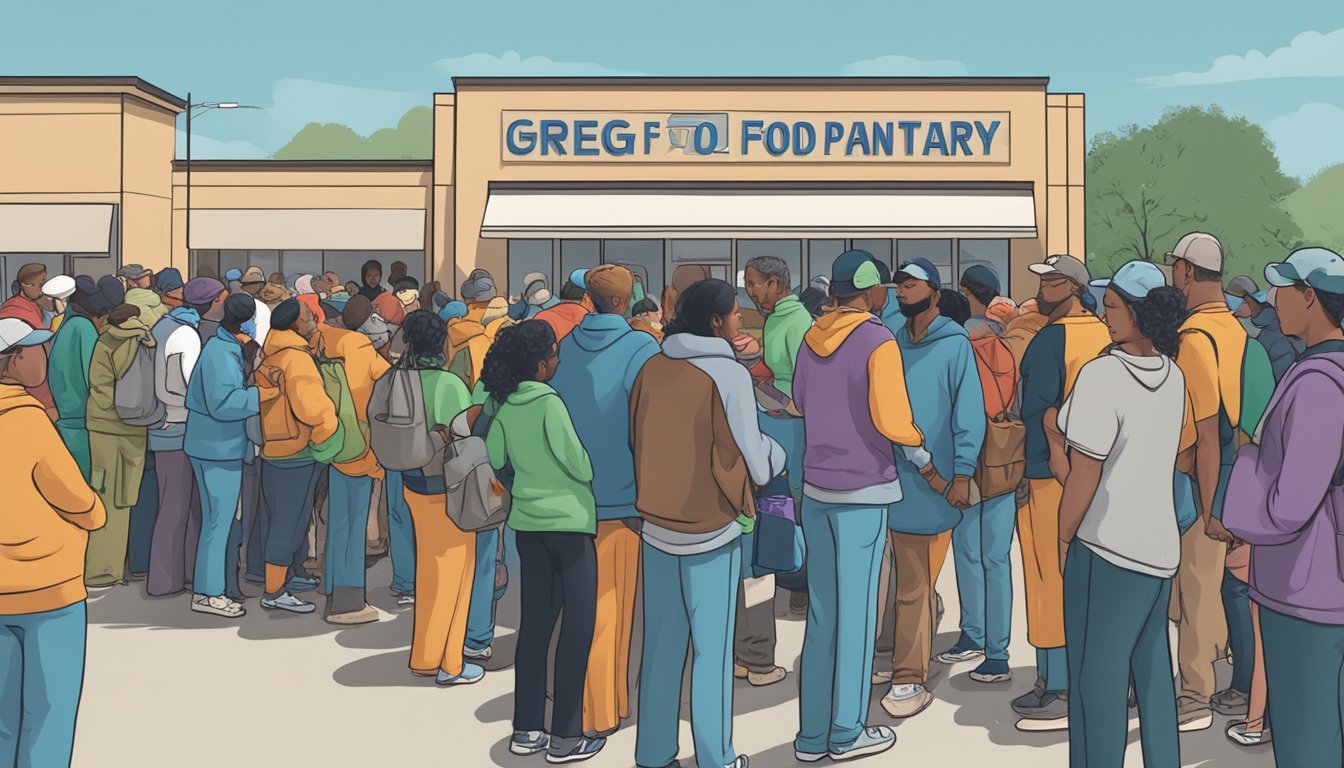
[48,276,123,480]
[481,320,604,764]
[84,303,156,588]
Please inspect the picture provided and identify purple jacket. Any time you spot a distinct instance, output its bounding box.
[1223,347,1344,625]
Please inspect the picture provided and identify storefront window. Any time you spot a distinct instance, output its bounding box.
[852,239,894,270]
[670,239,730,263]
[322,251,423,288]
[282,251,324,285]
[560,240,601,283]
[604,240,663,305]
[508,240,554,298]
[806,239,847,286]
[957,240,1011,295]
[897,240,953,287]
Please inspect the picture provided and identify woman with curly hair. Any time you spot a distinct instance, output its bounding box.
[1051,260,1192,768]
[480,320,602,763]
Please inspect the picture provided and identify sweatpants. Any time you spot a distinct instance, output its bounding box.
[0,602,87,768]
[514,530,597,740]
[85,430,148,587]
[1169,522,1229,705]
[259,460,325,596]
[1018,477,1067,691]
[325,469,374,613]
[405,490,475,676]
[148,449,200,596]
[190,458,243,598]
[1064,543,1178,768]
[1261,607,1344,768]
[951,492,1015,660]
[126,450,158,576]
[584,521,641,735]
[636,539,740,768]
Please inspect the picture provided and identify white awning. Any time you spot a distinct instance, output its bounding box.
[190,209,426,250]
[480,186,1037,239]
[0,204,114,253]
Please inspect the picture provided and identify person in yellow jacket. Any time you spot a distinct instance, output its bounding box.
[0,317,107,768]
[255,299,343,615]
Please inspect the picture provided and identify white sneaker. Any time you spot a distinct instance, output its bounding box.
[881,684,934,718]
[261,591,316,614]
[463,645,493,661]
[397,594,416,607]
[192,594,245,618]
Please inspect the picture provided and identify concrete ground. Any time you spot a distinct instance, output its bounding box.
[78,546,1272,767]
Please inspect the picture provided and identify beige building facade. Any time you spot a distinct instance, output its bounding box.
[0,76,1084,303]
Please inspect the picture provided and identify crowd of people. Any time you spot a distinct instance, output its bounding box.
[2,235,1343,768]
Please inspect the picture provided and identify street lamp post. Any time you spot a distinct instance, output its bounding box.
[184,94,259,268]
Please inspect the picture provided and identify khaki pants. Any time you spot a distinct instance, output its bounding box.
[889,531,938,686]
[1169,522,1228,704]
[1018,478,1066,649]
[583,521,641,734]
[875,530,951,658]
[85,430,148,587]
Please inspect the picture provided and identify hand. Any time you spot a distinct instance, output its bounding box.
[1059,539,1070,574]
[946,476,972,509]
[1205,516,1236,545]
[919,464,949,495]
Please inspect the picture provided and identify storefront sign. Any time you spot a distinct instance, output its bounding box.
[502,111,1010,163]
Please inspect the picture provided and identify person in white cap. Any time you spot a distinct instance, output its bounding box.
[41,275,76,333]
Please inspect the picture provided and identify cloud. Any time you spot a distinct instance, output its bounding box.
[1264,102,1344,180]
[175,129,269,160]
[1136,28,1344,88]
[841,54,967,77]
[435,50,640,78]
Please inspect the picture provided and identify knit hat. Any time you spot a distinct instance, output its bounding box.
[154,268,185,295]
[270,299,302,331]
[90,276,126,315]
[240,266,265,285]
[480,296,511,326]
[183,277,226,306]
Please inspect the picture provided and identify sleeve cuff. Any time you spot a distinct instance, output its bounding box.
[903,445,932,468]
[954,460,979,477]
[1066,440,1109,461]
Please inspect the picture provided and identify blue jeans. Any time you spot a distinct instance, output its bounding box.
[1222,571,1254,694]
[636,540,740,768]
[1064,544,1178,768]
[465,526,500,652]
[384,470,416,595]
[1261,607,1344,768]
[0,602,87,768]
[325,471,373,594]
[127,450,158,575]
[758,413,803,503]
[190,457,243,598]
[795,499,886,755]
[951,491,1015,661]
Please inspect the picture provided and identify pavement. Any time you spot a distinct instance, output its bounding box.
[78,546,1273,767]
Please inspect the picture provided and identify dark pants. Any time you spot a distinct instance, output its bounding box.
[225,515,244,601]
[1222,570,1254,694]
[1064,543,1178,768]
[1261,606,1344,768]
[127,451,158,575]
[735,579,777,673]
[242,458,264,581]
[514,530,597,739]
[148,450,201,596]
[259,460,325,595]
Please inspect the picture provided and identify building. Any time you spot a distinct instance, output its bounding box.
[1,76,1085,309]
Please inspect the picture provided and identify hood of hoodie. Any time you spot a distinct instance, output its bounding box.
[0,382,42,416]
[899,314,967,348]
[505,380,557,406]
[805,310,877,358]
[105,318,154,345]
[448,318,486,346]
[263,328,312,356]
[571,312,636,353]
[661,332,734,362]
[1108,349,1173,392]
[765,292,809,321]
[124,287,162,314]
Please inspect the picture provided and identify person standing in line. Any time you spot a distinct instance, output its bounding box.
[0,317,107,768]
[481,320,604,764]
[1012,254,1112,731]
[878,259,984,719]
[49,276,123,480]
[533,269,594,343]
[628,297,664,341]
[1,263,57,419]
[1227,275,1303,382]
[1056,260,1188,768]
[790,251,927,762]
[83,304,156,589]
[630,279,784,768]
[255,300,343,615]
[145,277,222,597]
[185,293,264,618]
[1166,232,1243,732]
[547,265,661,738]
[120,264,167,328]
[1223,247,1344,767]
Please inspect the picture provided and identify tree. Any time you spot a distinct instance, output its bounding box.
[273,106,431,160]
[1087,106,1302,279]
[1284,163,1344,255]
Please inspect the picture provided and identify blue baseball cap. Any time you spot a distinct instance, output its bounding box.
[438,300,468,323]
[0,317,53,353]
[569,268,590,291]
[1090,260,1168,301]
[1265,248,1344,295]
[896,258,942,288]
[224,268,243,283]
[831,250,890,298]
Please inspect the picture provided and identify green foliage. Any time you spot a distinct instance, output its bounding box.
[1086,106,1302,279]
[273,107,431,160]
[1284,163,1344,255]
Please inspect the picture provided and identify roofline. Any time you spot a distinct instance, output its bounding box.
[0,76,186,109]
[450,76,1050,90]
[172,159,432,172]
[488,180,1035,192]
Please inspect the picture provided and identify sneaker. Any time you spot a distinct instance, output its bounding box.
[1177,696,1213,732]
[1010,677,1047,714]
[1226,720,1271,747]
[191,594,245,618]
[733,663,748,680]
[790,590,808,615]
[935,635,985,664]
[261,591,316,614]
[828,725,896,762]
[726,757,748,768]
[871,669,893,685]
[747,666,787,687]
[1211,688,1251,717]
[546,735,605,764]
[436,663,485,686]
[1014,692,1069,732]
[463,645,493,661]
[285,575,319,593]
[397,594,415,607]
[326,604,379,625]
[794,749,827,764]
[510,731,550,756]
[969,659,1012,683]
[881,684,934,718]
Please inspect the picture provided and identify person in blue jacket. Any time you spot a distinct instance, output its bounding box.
[878,258,985,720]
[546,264,659,738]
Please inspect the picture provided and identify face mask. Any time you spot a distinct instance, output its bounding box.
[898,297,932,318]
[360,314,391,348]
[1036,295,1065,316]
[240,319,257,339]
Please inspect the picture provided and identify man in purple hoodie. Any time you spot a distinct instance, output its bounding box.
[1223,247,1344,768]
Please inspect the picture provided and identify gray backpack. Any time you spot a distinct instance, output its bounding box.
[114,339,166,428]
[442,411,510,532]
[368,358,436,471]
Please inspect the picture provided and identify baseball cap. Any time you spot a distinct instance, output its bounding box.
[569,268,590,291]
[959,264,1001,295]
[224,268,243,283]
[90,276,126,315]
[117,263,152,280]
[896,258,941,288]
[1028,254,1092,287]
[1090,260,1167,302]
[42,275,76,301]
[831,250,888,298]
[239,266,266,285]
[0,317,53,353]
[1264,247,1344,295]
[1165,232,1224,272]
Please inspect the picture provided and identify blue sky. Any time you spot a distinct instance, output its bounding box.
[4,0,1343,179]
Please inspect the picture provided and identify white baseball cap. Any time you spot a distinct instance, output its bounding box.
[0,317,53,353]
[1166,232,1224,272]
[42,274,76,301]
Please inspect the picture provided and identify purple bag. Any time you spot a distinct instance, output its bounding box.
[750,494,804,576]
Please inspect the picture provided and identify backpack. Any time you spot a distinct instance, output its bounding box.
[970,334,1026,499]
[114,337,166,427]
[368,357,436,471]
[1183,328,1275,457]
[315,351,369,465]
[442,403,511,532]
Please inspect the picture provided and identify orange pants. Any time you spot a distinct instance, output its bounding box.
[1017,478,1065,648]
[930,529,952,585]
[405,490,476,677]
[582,521,641,734]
